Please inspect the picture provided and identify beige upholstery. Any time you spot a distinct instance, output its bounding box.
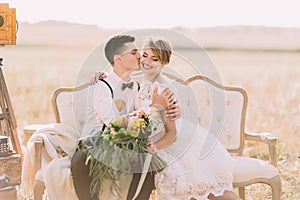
[188,77,245,151]
[51,83,89,132]
[185,75,281,200]
[233,156,281,199]
[33,74,281,200]
[233,156,278,183]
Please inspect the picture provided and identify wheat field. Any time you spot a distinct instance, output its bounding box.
[1,44,299,199]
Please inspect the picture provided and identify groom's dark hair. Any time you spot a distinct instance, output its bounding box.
[105,35,135,65]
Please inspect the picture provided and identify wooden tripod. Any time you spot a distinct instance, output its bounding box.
[0,59,21,156]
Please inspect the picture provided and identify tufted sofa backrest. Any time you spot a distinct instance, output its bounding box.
[51,83,89,133]
[51,75,247,153]
[187,76,247,153]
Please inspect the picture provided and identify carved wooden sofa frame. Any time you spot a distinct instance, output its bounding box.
[32,73,281,200]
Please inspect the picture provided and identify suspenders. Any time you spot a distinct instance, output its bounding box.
[99,79,139,131]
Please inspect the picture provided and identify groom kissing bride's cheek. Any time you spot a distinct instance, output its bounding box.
[72,35,240,200]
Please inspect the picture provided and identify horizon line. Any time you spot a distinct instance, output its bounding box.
[18,20,300,30]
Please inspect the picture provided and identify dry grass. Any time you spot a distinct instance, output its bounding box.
[212,51,300,199]
[1,45,299,199]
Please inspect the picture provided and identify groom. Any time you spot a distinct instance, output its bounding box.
[71,34,177,200]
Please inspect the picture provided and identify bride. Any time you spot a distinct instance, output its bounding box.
[133,36,241,200]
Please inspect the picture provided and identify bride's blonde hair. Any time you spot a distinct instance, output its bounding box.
[142,36,172,65]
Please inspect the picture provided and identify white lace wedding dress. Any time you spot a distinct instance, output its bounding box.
[135,79,236,200]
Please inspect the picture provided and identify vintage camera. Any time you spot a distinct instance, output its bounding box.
[0,3,16,45]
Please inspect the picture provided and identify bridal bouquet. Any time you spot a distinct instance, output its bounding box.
[77,109,166,197]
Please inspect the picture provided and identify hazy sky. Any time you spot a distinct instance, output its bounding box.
[3,0,300,29]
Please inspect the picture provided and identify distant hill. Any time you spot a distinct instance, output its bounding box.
[17,20,123,47]
[179,26,300,50]
[16,20,300,50]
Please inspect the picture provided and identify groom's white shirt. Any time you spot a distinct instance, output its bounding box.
[80,71,138,199]
[21,71,138,199]
[81,71,138,138]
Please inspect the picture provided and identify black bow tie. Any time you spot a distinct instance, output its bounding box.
[121,81,134,90]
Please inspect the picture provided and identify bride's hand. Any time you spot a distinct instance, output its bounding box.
[147,142,158,154]
[150,87,173,110]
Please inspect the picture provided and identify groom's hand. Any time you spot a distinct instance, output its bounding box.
[166,101,181,121]
[89,71,107,85]
[154,87,181,121]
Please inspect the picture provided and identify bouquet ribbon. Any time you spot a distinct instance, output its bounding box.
[132,154,153,200]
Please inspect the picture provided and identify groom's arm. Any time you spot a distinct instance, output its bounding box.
[92,81,116,126]
[89,72,181,120]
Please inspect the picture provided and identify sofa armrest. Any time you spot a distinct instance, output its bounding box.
[34,139,43,175]
[244,131,278,167]
[33,131,69,176]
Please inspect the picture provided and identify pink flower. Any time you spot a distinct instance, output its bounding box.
[136,108,145,118]
[110,128,116,135]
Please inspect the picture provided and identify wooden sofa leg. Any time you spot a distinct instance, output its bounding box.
[271,175,282,200]
[34,139,44,200]
[34,180,45,200]
[34,139,43,173]
[238,187,245,200]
